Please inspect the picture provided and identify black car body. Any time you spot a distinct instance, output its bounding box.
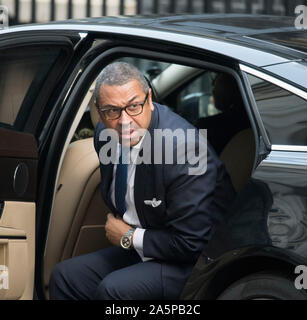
[0,14,307,300]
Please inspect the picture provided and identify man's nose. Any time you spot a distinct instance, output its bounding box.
[118,109,132,125]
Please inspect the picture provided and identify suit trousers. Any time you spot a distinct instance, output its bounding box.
[49,246,188,300]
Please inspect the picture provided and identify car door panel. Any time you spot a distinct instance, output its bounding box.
[0,128,37,299]
[0,128,37,201]
[0,32,80,299]
[0,202,35,299]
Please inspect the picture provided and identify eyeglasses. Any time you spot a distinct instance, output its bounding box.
[97,91,149,120]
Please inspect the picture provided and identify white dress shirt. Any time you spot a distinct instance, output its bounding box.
[110,138,151,261]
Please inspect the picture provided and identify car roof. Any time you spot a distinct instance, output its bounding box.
[3,14,307,88]
[51,14,307,57]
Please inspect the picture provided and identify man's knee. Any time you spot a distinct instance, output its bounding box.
[95,275,120,300]
[94,265,163,300]
[49,261,69,299]
[49,258,89,299]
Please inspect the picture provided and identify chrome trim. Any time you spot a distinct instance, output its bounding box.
[239,64,307,100]
[240,70,271,148]
[271,145,307,152]
[78,32,87,39]
[261,150,307,169]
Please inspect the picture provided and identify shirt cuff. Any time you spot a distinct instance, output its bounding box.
[133,228,152,262]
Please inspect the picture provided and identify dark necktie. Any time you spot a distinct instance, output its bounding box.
[115,146,129,216]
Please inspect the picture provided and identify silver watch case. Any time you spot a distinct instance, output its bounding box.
[120,228,134,249]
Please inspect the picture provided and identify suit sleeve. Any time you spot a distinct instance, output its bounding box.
[142,141,235,263]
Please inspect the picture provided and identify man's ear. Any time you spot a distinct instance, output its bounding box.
[148,88,154,111]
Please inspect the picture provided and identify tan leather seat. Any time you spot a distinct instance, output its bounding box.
[44,98,111,294]
[220,128,255,194]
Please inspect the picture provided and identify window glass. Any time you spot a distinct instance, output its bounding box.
[247,74,307,146]
[0,46,60,128]
[118,57,170,81]
[176,71,220,126]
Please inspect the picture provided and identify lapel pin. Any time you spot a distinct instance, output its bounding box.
[144,198,162,208]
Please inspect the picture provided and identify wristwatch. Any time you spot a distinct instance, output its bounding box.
[120,228,135,250]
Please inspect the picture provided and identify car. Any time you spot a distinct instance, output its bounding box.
[0,13,307,300]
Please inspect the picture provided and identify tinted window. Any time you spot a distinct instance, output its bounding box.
[247,74,307,146]
[119,57,170,81]
[0,46,60,128]
[176,71,220,126]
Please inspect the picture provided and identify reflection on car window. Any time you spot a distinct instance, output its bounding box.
[247,74,307,146]
[0,47,60,129]
[176,71,220,126]
[118,57,170,81]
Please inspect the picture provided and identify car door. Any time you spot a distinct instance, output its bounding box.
[0,31,78,299]
[241,64,307,257]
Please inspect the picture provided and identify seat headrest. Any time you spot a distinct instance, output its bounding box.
[220,128,255,193]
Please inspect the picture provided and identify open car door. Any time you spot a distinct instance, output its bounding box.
[0,129,37,299]
[0,31,78,299]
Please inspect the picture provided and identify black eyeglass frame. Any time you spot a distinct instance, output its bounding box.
[97,91,149,120]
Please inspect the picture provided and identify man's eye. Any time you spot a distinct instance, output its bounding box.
[108,109,119,114]
[127,104,138,110]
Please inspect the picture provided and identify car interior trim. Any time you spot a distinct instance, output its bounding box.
[43,82,95,256]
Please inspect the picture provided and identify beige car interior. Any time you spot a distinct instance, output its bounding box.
[0,58,38,300]
[0,58,38,126]
[43,67,256,298]
[43,89,112,297]
[0,202,35,299]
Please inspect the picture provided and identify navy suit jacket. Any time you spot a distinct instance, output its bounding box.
[94,103,236,294]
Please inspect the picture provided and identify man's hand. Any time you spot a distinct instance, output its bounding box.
[105,213,132,246]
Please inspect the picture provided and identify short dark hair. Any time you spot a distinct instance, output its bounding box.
[94,61,149,103]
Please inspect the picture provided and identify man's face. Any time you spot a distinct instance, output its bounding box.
[97,79,154,147]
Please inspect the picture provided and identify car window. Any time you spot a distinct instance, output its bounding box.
[247,74,307,146]
[175,72,220,126]
[0,46,61,129]
[118,57,170,81]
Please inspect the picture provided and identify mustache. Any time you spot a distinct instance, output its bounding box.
[116,126,147,141]
[117,124,137,132]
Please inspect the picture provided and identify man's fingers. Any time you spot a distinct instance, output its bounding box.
[106,213,115,223]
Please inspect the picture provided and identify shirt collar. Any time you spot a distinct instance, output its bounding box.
[131,134,145,150]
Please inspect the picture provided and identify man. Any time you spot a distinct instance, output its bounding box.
[49,62,236,300]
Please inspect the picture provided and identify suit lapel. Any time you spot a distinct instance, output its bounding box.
[99,163,113,210]
[134,163,147,227]
[134,105,159,228]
